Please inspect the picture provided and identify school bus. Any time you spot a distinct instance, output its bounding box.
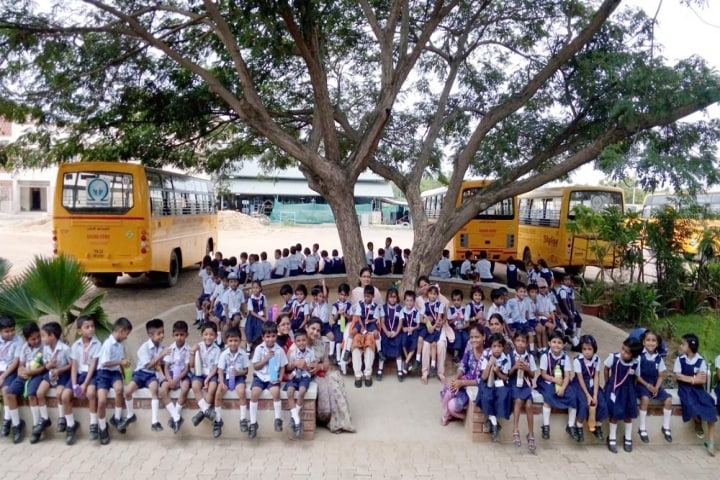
[517,186,624,272]
[422,179,517,262]
[53,162,218,287]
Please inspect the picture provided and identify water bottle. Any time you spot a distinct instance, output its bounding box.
[270,304,279,322]
[486,361,495,388]
[553,364,563,393]
[339,314,346,332]
[269,356,279,382]
[73,384,83,398]
[228,366,236,390]
[516,365,524,388]
[172,358,184,380]
[194,350,203,376]
[30,351,43,370]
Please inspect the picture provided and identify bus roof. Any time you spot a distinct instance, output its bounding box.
[518,185,623,198]
[420,178,494,197]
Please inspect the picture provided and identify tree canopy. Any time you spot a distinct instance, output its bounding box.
[1,0,718,284]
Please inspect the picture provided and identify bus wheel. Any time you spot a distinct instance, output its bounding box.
[91,274,117,288]
[164,250,180,287]
[522,247,532,266]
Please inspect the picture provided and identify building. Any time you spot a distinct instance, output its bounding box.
[0,119,56,214]
[222,160,399,224]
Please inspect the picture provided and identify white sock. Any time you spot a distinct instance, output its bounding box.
[663,409,672,430]
[4,405,10,421]
[215,407,223,422]
[529,341,535,352]
[568,407,577,427]
[609,422,617,441]
[291,406,300,424]
[542,406,551,425]
[39,405,48,420]
[198,398,209,412]
[415,353,420,361]
[125,398,135,418]
[250,401,258,423]
[378,360,385,371]
[489,415,498,425]
[65,414,75,428]
[576,327,582,338]
[56,400,62,419]
[576,420,584,428]
[165,403,177,420]
[624,421,632,441]
[329,342,336,357]
[114,406,122,420]
[431,360,436,368]
[273,400,282,419]
[10,409,20,426]
[240,405,247,421]
[151,399,159,424]
[335,343,342,359]
[90,413,98,425]
[196,309,203,320]
[639,410,647,431]
[98,417,107,429]
[375,338,382,352]
[30,406,39,425]
[176,404,183,417]
[396,358,403,371]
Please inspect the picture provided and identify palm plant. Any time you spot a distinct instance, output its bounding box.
[0,257,10,283]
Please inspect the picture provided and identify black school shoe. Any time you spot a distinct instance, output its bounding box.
[565,425,578,441]
[65,421,80,445]
[592,425,605,441]
[1,419,11,437]
[213,420,223,438]
[623,438,633,453]
[192,411,206,427]
[30,417,52,444]
[274,418,283,432]
[89,423,99,441]
[541,425,550,440]
[99,426,110,445]
[354,378,362,388]
[117,414,136,432]
[661,427,673,443]
[491,423,502,442]
[294,420,303,439]
[151,422,163,432]
[173,417,184,434]
[248,422,258,439]
[11,419,25,444]
[575,426,584,443]
[109,415,126,434]
[56,417,67,433]
[607,437,618,454]
[638,429,649,443]
[364,377,373,387]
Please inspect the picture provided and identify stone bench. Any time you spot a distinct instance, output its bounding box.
[465,386,718,445]
[17,382,317,440]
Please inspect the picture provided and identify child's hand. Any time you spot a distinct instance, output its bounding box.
[296,358,307,370]
[696,372,707,384]
[554,376,563,386]
[264,350,275,361]
[557,387,565,397]
[586,393,594,405]
[46,359,57,369]
[190,345,198,356]
[120,358,131,368]
[168,379,177,389]
[203,379,210,390]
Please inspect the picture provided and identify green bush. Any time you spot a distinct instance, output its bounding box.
[606,282,660,327]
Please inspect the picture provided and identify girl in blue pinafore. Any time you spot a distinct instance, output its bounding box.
[379,288,404,382]
[244,281,267,348]
[509,331,537,453]
[635,329,673,444]
[603,337,643,454]
[535,331,576,441]
[674,333,717,457]
[441,324,485,425]
[570,335,608,443]
[476,332,512,442]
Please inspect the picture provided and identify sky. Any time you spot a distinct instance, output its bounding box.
[568,0,720,186]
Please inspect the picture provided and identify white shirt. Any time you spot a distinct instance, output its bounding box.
[97,335,125,372]
[311,301,330,324]
[460,259,473,276]
[135,339,164,373]
[536,293,556,317]
[70,336,102,374]
[507,296,533,325]
[222,287,246,315]
[366,250,374,266]
[195,342,221,376]
[384,247,394,262]
[304,254,319,273]
[43,340,71,370]
[252,342,288,382]
[486,303,509,322]
[436,258,452,278]
[261,260,272,280]
[217,348,250,378]
[210,282,226,304]
[288,253,302,271]
[275,257,289,276]
[476,259,493,279]
[0,334,22,371]
[673,354,709,374]
[163,342,190,378]
[16,341,43,369]
[202,276,215,295]
[287,344,316,378]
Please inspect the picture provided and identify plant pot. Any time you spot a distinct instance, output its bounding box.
[581,303,605,318]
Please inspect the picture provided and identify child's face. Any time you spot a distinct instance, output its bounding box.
[229,279,239,289]
[295,334,308,350]
[643,333,658,353]
[428,290,438,301]
[564,277,573,286]
[0,327,15,342]
[528,289,538,300]
[315,291,326,304]
[173,331,187,347]
[263,332,277,348]
[79,320,96,339]
[205,265,213,275]
[149,328,165,345]
[469,330,484,349]
[491,341,503,357]
[40,330,57,347]
[338,291,348,303]
[620,344,633,362]
[581,343,595,359]
[452,296,463,308]
[404,296,415,309]
[387,292,398,305]
[26,331,41,348]
[202,328,217,346]
[488,318,503,334]
[282,292,292,302]
[492,296,503,306]
[472,292,483,303]
[114,327,131,343]
[251,284,261,296]
[364,293,373,304]
[295,291,306,302]
[226,336,240,352]
[548,336,564,354]
[679,339,690,355]
[516,287,526,300]
[222,278,229,287]
[514,335,527,352]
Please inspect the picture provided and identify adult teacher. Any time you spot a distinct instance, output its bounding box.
[350,267,384,306]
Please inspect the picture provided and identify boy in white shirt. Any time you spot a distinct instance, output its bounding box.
[284,328,315,438]
[0,315,22,438]
[248,322,288,439]
[159,321,192,433]
[213,327,249,438]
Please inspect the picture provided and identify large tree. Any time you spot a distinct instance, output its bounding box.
[1,1,718,288]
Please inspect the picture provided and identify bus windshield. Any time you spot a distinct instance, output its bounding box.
[61,171,134,214]
[461,188,514,219]
[567,190,623,218]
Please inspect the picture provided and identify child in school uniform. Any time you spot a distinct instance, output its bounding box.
[535,331,577,441]
[420,285,444,384]
[290,284,310,332]
[279,283,295,313]
[441,324,485,425]
[330,283,352,368]
[401,290,421,376]
[94,317,133,445]
[349,286,382,388]
[248,322,288,439]
[476,332,512,441]
[196,264,216,325]
[0,315,22,439]
[379,288,404,382]
[674,333,717,456]
[506,282,533,341]
[506,257,520,289]
[475,250,494,282]
[556,274,582,347]
[373,249,387,276]
[447,289,469,364]
[604,336,643,454]
[284,328,315,438]
[486,289,509,327]
[365,242,374,268]
[260,252,272,281]
[392,246,404,274]
[190,322,221,428]
[213,327,249,438]
[4,322,42,443]
[61,315,102,445]
[459,250,474,280]
[320,250,333,274]
[159,320,192,433]
[467,286,485,326]
[118,318,166,433]
[635,329,673,443]
[221,273,246,344]
[509,331,537,452]
[570,335,608,443]
[310,283,330,331]
[31,322,71,444]
[245,280,268,351]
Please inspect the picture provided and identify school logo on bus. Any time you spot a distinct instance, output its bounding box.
[87,178,110,205]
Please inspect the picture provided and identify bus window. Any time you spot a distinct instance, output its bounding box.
[61,171,134,213]
[568,190,623,217]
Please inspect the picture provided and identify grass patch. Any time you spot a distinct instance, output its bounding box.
[649,313,720,360]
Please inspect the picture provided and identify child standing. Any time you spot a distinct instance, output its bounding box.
[441,324,485,424]
[447,289,469,363]
[509,331,537,452]
[159,320,192,433]
[213,327,249,438]
[476,332,511,441]
[556,274,582,347]
[636,329,673,443]
[401,290,421,376]
[350,285,381,388]
[190,323,221,427]
[31,322,71,444]
[535,332,576,440]
[674,333,717,456]
[4,323,42,443]
[329,283,352,366]
[119,318,166,433]
[570,335,608,443]
[62,315,102,445]
[284,328,315,438]
[221,273,246,341]
[604,337,643,453]
[0,315,21,438]
[365,241,374,268]
[249,322,288,439]
[290,284,310,331]
[420,285,445,384]
[379,288,404,382]
[245,280,268,351]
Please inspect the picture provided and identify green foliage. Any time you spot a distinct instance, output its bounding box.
[0,258,10,284]
[578,279,607,304]
[606,282,660,327]
[644,206,691,306]
[648,314,720,361]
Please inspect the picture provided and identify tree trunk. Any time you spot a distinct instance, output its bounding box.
[323,186,366,286]
[401,223,446,294]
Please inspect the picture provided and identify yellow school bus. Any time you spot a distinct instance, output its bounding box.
[422,179,517,262]
[517,186,624,272]
[53,162,217,287]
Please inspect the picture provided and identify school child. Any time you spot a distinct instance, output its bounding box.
[674,333,717,456]
[349,285,381,388]
[365,242,374,268]
[507,332,537,451]
[392,246,404,275]
[527,284,548,353]
[556,274,582,347]
[476,332,511,441]
[604,336,643,453]
[190,323,221,427]
[284,328,315,438]
[535,278,558,345]
[22,322,69,444]
[61,315,102,445]
[535,332,577,441]
[221,273,246,342]
[636,329,673,443]
[290,284,310,331]
[212,327,249,438]
[260,251,272,281]
[420,285,444,384]
[467,286,485,326]
[238,252,249,284]
[506,283,532,335]
[294,243,306,273]
[373,248,387,276]
[329,283,352,366]
[279,283,295,312]
[249,322,288,439]
[4,323,43,443]
[401,290,421,375]
[332,249,346,274]
[570,335,608,443]
[526,261,539,285]
[158,321,191,433]
[459,250,474,280]
[475,250,493,282]
[447,289,469,364]
[94,317,133,445]
[310,283,330,330]
[118,318,166,433]
[435,250,453,279]
[537,259,554,286]
[288,246,301,277]
[302,247,317,275]
[0,315,22,438]
[384,237,394,272]
[208,270,227,324]
[196,264,216,325]
[320,250,333,274]
[245,280,268,351]
[441,324,485,425]
[379,288,404,382]
[246,253,259,283]
[486,289,509,326]
[271,249,287,279]
[506,257,520,289]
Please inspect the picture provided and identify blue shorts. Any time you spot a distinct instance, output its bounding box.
[192,374,219,385]
[422,328,441,343]
[7,374,43,397]
[95,369,124,391]
[1,370,17,387]
[528,318,539,329]
[65,371,94,390]
[251,375,279,391]
[511,323,532,335]
[223,375,246,389]
[41,370,71,389]
[321,322,332,336]
[283,376,311,392]
[197,293,211,306]
[132,370,159,389]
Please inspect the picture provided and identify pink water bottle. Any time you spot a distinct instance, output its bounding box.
[270,304,279,322]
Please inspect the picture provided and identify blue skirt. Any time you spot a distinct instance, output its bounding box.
[422,328,441,343]
[510,381,534,402]
[331,323,344,343]
[535,380,576,410]
[678,384,718,422]
[475,381,511,419]
[605,384,638,420]
[245,315,264,344]
[569,382,609,421]
[381,333,403,359]
[635,383,671,401]
[403,330,420,352]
